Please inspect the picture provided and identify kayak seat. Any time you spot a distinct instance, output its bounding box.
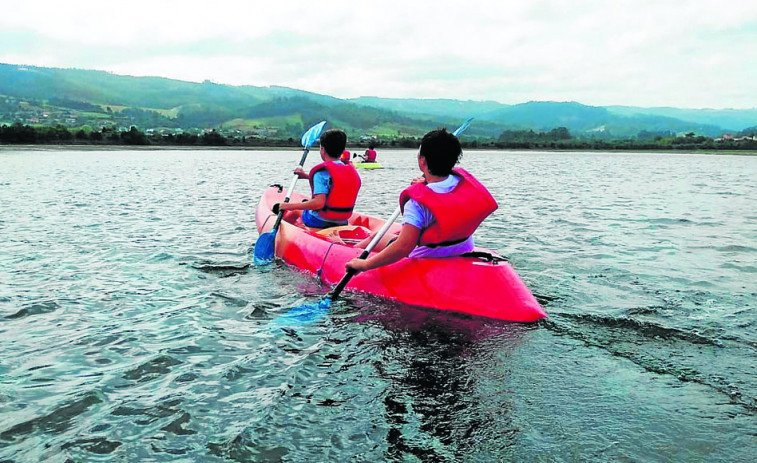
[350,215,385,231]
[351,216,370,227]
[316,225,372,245]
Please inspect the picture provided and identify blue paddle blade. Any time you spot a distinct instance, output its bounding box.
[252,230,276,264]
[270,298,332,329]
[453,117,474,137]
[301,121,327,148]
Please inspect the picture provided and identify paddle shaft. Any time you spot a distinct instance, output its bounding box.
[327,207,403,300]
[270,147,312,231]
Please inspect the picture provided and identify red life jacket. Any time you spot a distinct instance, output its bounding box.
[364,149,377,162]
[340,150,351,162]
[399,168,497,247]
[309,161,362,221]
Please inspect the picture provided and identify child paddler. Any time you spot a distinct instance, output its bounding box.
[346,127,497,272]
[274,128,361,228]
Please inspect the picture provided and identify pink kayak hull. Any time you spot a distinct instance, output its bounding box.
[255,186,547,322]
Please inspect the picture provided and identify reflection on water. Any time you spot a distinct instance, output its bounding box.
[0,148,755,461]
[352,300,531,461]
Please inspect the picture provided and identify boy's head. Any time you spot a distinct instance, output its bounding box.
[319,128,347,159]
[418,128,462,176]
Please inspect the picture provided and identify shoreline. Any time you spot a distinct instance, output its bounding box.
[2,144,755,156]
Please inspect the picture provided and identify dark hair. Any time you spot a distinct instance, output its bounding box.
[319,128,347,158]
[418,128,462,176]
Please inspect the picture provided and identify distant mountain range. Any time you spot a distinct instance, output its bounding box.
[1,63,755,140]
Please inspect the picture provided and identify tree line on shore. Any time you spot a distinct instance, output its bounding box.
[1,122,756,151]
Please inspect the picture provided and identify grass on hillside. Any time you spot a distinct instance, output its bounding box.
[97,104,179,118]
[79,111,111,119]
[220,115,304,131]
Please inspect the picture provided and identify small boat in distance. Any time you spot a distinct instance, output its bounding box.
[354,162,383,169]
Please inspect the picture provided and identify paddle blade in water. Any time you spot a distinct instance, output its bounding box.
[301,121,327,147]
[270,298,331,329]
[252,231,276,265]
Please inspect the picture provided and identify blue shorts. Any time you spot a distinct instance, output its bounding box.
[302,210,347,228]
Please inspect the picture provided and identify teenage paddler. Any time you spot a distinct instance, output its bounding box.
[346,127,496,271]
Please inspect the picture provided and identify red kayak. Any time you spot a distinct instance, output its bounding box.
[255,185,547,322]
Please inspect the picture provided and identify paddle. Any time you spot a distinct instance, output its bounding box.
[253,120,327,265]
[268,206,403,327]
[277,118,475,321]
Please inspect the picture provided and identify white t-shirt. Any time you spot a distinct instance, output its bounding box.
[402,175,475,258]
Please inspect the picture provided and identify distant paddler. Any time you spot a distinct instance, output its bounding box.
[353,143,382,169]
[362,144,377,163]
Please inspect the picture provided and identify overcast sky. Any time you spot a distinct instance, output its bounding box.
[2,0,756,109]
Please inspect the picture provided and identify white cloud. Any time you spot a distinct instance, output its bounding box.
[1,0,756,108]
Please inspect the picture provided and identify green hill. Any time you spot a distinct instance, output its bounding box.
[607,106,757,132]
[1,62,753,140]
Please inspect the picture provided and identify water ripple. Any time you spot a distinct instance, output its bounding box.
[1,148,756,461]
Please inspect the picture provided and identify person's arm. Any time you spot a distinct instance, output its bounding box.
[292,167,309,179]
[346,224,421,272]
[280,169,328,212]
[280,194,326,211]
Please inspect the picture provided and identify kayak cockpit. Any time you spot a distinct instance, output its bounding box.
[273,208,400,250]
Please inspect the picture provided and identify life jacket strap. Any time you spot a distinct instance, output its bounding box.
[422,236,470,248]
[322,205,355,213]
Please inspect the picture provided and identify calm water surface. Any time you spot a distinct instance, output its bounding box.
[1,147,755,462]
